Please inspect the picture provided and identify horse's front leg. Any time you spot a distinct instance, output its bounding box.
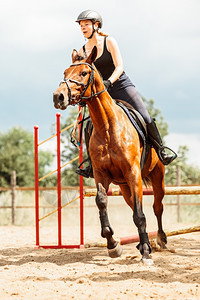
[120,180,153,265]
[95,182,122,258]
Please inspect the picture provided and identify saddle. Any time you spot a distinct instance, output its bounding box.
[115,100,151,171]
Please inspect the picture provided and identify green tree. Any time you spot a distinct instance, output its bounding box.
[165,145,200,185]
[143,98,168,139]
[0,127,53,186]
[143,99,200,184]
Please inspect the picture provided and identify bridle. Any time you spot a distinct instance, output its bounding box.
[59,62,106,105]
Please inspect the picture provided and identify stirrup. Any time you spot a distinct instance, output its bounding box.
[158,146,177,165]
[75,166,91,178]
[75,158,93,178]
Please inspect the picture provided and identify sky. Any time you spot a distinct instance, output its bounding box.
[1,0,200,167]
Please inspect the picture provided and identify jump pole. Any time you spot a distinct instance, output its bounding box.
[85,226,200,248]
[120,225,200,245]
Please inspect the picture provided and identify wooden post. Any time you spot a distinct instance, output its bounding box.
[11,170,16,225]
[176,165,181,222]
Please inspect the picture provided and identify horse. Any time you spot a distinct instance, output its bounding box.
[53,46,167,265]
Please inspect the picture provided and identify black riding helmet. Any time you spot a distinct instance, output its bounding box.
[76,9,103,28]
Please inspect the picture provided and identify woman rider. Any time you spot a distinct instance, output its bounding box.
[75,9,177,178]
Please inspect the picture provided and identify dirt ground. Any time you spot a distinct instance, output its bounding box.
[0,226,200,300]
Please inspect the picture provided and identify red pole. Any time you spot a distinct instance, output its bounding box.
[120,231,157,245]
[79,107,84,247]
[56,113,62,247]
[34,125,39,247]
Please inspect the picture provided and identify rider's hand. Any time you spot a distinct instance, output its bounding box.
[103,80,112,90]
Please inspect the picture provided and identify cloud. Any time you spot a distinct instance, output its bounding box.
[1,0,79,52]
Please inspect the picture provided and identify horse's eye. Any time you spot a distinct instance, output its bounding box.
[81,71,87,77]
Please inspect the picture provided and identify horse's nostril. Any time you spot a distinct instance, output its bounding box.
[59,93,64,102]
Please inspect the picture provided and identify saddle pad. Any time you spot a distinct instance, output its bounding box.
[116,102,150,171]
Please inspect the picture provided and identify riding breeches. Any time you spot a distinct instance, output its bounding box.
[108,72,151,124]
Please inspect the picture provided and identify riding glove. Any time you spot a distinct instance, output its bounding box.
[103,80,112,90]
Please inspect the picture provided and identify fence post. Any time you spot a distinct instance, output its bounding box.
[176,165,181,222]
[11,170,16,225]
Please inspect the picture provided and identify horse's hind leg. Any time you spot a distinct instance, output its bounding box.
[148,161,167,249]
[120,180,153,265]
[95,182,122,258]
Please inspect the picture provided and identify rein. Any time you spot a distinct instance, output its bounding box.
[70,106,90,148]
[60,62,106,105]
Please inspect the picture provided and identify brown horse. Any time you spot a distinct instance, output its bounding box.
[53,46,167,265]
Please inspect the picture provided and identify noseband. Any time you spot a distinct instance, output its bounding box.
[60,62,106,105]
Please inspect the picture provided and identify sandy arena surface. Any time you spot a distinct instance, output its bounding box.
[0,225,200,300]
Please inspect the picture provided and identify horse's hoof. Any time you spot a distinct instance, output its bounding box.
[161,245,168,250]
[142,258,154,266]
[157,231,167,249]
[108,242,123,258]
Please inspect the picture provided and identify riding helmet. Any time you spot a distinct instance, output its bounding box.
[76,10,103,28]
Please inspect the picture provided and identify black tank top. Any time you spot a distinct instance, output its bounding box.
[83,37,115,80]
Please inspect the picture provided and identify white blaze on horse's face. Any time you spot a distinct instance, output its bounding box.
[53,64,90,110]
[53,82,69,110]
[53,67,74,110]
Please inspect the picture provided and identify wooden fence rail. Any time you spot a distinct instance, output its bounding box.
[1,184,200,225]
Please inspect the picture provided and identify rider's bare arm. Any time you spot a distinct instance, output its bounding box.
[106,37,124,84]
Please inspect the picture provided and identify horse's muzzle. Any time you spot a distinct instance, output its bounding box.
[53,92,67,110]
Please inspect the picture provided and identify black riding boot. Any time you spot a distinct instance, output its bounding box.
[147,119,177,165]
[75,125,94,178]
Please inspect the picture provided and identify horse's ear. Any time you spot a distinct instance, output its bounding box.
[72,49,78,63]
[86,46,97,65]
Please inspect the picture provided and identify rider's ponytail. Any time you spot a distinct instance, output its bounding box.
[97,29,108,37]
